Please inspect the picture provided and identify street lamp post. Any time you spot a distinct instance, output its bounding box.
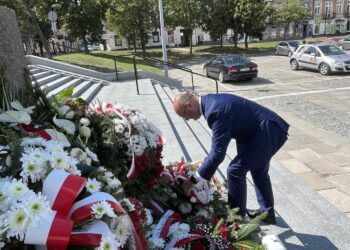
[159,0,168,77]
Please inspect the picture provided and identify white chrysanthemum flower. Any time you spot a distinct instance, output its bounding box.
[70,148,86,162]
[91,201,115,219]
[0,181,10,211]
[6,180,29,201]
[121,198,135,211]
[43,140,65,152]
[103,171,114,180]
[149,237,165,248]
[168,222,180,237]
[50,151,70,170]
[190,197,197,203]
[85,178,101,194]
[107,178,121,190]
[79,118,90,126]
[6,208,30,240]
[115,220,130,246]
[25,193,52,227]
[20,161,46,183]
[143,208,153,226]
[98,233,120,250]
[145,131,157,148]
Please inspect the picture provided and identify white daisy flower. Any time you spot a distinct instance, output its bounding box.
[85,178,101,194]
[6,208,30,240]
[91,201,115,219]
[70,148,86,162]
[6,180,29,201]
[107,177,121,189]
[115,220,130,246]
[50,151,70,170]
[21,137,46,147]
[25,193,52,227]
[98,233,120,250]
[20,161,46,183]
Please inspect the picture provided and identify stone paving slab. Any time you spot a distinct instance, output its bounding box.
[288,148,323,163]
[326,173,350,195]
[306,159,347,175]
[280,159,313,174]
[318,188,350,213]
[296,172,336,191]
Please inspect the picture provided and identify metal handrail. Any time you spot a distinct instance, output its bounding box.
[132,54,218,95]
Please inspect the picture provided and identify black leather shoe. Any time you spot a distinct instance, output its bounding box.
[246,209,276,225]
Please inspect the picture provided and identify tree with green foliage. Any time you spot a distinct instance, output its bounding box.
[106,0,158,53]
[164,0,202,54]
[0,0,53,58]
[274,0,308,38]
[236,0,273,49]
[199,0,230,47]
[57,0,111,53]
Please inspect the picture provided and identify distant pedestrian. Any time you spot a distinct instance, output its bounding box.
[173,92,289,224]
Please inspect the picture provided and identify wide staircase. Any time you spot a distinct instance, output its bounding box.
[28,63,350,250]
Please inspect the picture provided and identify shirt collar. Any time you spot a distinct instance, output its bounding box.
[199,96,203,115]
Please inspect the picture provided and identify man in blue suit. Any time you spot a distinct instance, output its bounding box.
[173,92,289,224]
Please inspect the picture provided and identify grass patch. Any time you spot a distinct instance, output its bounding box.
[54,40,289,73]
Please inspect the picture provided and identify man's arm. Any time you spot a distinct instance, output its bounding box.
[198,115,231,181]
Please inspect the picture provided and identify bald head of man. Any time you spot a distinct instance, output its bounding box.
[173,92,201,121]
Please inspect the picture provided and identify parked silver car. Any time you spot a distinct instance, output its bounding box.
[337,36,350,50]
[275,40,301,57]
[290,43,350,75]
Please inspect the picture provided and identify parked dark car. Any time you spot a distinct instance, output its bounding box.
[337,36,350,50]
[275,40,301,57]
[203,54,258,83]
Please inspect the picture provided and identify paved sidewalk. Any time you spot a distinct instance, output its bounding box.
[265,107,350,218]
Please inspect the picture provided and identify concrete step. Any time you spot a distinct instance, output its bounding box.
[72,80,94,98]
[29,68,42,75]
[47,78,83,97]
[31,71,52,81]
[80,82,104,103]
[34,73,62,86]
[41,75,73,93]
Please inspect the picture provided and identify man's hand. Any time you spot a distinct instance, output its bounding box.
[182,178,196,196]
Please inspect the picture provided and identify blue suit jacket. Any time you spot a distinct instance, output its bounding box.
[198,94,289,180]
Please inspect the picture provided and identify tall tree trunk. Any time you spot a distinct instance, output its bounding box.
[83,37,89,53]
[23,0,52,59]
[189,29,193,54]
[233,28,238,48]
[220,36,223,47]
[244,34,248,49]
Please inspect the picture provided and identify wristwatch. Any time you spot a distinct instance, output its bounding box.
[190,175,198,184]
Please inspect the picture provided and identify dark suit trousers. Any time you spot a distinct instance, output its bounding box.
[227,119,288,217]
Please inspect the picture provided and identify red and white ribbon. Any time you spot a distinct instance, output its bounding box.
[25,169,127,249]
[149,200,165,215]
[43,169,86,216]
[165,233,205,250]
[152,210,181,240]
[114,109,136,179]
[69,192,125,222]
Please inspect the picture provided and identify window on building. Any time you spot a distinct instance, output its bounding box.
[152,32,159,43]
[348,0,350,14]
[336,0,343,13]
[315,1,321,15]
[326,1,332,17]
[168,30,174,44]
[114,35,122,46]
